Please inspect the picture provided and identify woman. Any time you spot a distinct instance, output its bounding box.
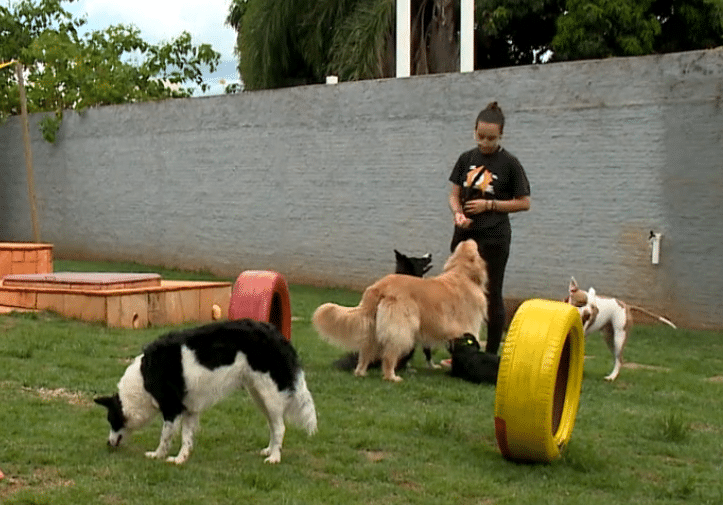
[448,102,531,355]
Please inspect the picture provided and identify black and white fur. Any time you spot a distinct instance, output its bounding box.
[332,250,434,372]
[95,319,317,464]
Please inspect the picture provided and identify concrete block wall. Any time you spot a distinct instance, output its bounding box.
[1,49,722,329]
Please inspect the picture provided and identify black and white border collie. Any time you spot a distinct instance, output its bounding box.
[95,319,317,464]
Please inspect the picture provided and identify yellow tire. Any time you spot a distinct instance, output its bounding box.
[494,299,584,463]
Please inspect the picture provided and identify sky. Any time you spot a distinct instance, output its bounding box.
[3,0,241,95]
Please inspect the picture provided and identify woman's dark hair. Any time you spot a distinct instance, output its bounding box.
[475,101,505,134]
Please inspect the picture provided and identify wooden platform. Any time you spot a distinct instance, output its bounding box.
[0,273,231,329]
[2,272,162,290]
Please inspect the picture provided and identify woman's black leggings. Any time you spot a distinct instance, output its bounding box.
[450,232,510,355]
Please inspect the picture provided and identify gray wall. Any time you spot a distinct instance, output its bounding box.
[2,49,722,329]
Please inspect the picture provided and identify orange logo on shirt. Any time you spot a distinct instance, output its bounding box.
[464,166,496,194]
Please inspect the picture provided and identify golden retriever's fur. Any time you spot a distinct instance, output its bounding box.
[312,239,488,382]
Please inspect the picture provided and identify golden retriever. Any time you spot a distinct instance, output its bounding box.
[312,239,487,382]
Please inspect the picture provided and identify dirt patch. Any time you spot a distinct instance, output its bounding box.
[623,362,670,373]
[391,471,422,492]
[0,467,74,500]
[22,386,93,407]
[690,421,720,433]
[704,375,723,383]
[0,473,25,499]
[584,358,670,373]
[361,450,389,463]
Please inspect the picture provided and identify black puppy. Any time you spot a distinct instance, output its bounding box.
[332,250,433,372]
[448,334,500,385]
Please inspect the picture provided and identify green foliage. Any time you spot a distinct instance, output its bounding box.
[0,0,220,141]
[653,0,723,53]
[38,113,61,142]
[552,0,662,60]
[655,410,691,443]
[327,0,395,81]
[227,0,723,90]
[232,0,416,89]
[235,0,311,90]
[475,0,566,67]
[552,0,723,60]
[229,0,568,87]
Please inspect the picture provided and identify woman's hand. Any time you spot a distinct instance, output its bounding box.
[454,211,473,228]
[464,199,494,215]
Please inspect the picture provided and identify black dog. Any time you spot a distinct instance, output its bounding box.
[332,250,433,372]
[393,249,432,278]
[447,334,500,385]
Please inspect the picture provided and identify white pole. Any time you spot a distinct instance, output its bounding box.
[460,0,474,72]
[396,0,411,78]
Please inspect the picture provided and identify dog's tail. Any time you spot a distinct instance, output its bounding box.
[312,286,381,350]
[628,305,677,329]
[286,371,317,436]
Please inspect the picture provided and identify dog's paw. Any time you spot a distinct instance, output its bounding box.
[165,455,188,465]
[145,450,165,460]
[260,447,281,464]
[263,454,281,464]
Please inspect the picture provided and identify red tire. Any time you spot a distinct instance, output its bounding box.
[228,270,292,340]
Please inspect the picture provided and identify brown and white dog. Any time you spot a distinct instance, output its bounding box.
[567,277,676,381]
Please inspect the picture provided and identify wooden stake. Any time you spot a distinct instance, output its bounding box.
[16,61,41,243]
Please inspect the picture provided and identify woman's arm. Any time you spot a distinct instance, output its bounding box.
[463,195,531,215]
[449,184,473,228]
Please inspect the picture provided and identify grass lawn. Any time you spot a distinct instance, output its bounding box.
[1,260,722,504]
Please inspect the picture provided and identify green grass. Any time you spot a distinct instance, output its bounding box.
[2,261,723,504]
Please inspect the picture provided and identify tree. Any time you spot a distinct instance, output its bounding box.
[226,0,569,89]
[228,0,471,89]
[651,0,723,53]
[552,0,661,60]
[1,0,220,141]
[227,0,722,90]
[474,0,565,68]
[552,0,723,60]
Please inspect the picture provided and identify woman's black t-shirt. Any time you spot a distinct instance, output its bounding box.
[448,147,530,232]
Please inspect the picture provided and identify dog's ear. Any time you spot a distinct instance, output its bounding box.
[94,396,115,409]
[569,277,579,292]
[422,254,433,274]
[394,249,404,260]
[587,287,597,304]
